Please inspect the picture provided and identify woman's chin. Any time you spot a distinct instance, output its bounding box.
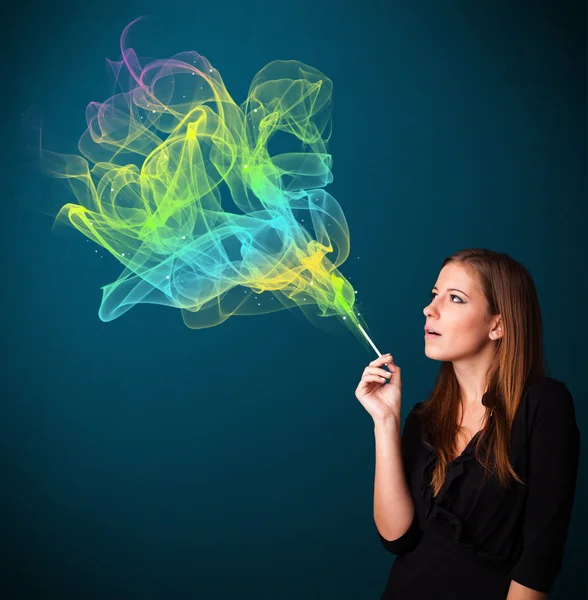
[425,346,445,360]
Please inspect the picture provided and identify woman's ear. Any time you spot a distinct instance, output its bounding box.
[490,315,503,340]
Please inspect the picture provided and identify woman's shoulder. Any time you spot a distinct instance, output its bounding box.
[526,374,568,390]
[401,402,427,432]
[405,376,576,428]
[522,375,577,427]
[524,375,572,402]
[406,401,426,419]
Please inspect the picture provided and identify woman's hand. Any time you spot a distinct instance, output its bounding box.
[354,353,402,426]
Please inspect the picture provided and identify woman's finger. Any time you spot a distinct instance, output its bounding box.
[365,367,392,378]
[362,375,388,384]
[369,353,393,367]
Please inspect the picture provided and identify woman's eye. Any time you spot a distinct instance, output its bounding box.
[430,293,463,303]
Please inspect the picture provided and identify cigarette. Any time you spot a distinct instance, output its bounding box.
[357,323,382,357]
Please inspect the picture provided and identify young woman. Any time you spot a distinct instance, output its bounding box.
[355,248,580,600]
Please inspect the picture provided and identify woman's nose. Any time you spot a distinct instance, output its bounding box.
[423,304,436,317]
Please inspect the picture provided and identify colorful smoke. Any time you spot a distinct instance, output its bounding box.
[34,17,375,351]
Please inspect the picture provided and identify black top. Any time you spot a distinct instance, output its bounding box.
[378,376,580,600]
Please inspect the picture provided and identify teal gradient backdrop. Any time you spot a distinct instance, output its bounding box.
[3,1,586,598]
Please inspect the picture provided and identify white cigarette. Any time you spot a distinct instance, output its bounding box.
[357,323,382,357]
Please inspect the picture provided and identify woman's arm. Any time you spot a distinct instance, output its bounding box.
[506,579,548,600]
[374,417,416,541]
[507,380,580,595]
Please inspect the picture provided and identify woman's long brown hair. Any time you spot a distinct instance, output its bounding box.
[414,248,548,497]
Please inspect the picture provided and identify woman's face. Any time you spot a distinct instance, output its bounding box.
[422,262,500,362]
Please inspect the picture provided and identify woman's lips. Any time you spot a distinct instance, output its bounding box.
[425,331,442,339]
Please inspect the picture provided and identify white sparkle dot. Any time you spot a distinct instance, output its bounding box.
[182,236,186,240]
[258,303,261,306]
[254,108,257,112]
[343,316,347,320]
[354,290,358,294]
[95,250,97,253]
[166,276,170,279]
[301,219,304,222]
[209,69,212,72]
[122,253,125,256]
[244,165,248,168]
[152,110,155,113]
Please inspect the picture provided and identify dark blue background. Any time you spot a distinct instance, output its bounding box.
[3,1,586,598]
